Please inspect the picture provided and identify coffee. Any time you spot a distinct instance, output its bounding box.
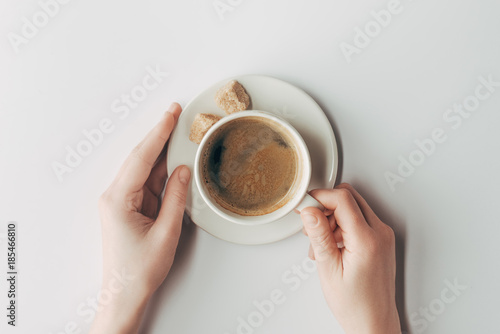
[201,117,300,216]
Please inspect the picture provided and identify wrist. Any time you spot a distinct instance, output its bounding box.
[367,307,401,334]
[341,305,400,334]
[90,278,151,334]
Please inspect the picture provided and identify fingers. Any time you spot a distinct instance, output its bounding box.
[333,227,344,248]
[336,183,383,228]
[141,185,161,218]
[304,214,344,249]
[116,103,182,194]
[309,188,372,239]
[145,154,168,197]
[301,207,341,269]
[327,214,345,248]
[153,165,191,240]
[308,244,315,260]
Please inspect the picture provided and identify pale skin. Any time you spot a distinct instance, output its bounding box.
[90,103,401,334]
[301,186,401,334]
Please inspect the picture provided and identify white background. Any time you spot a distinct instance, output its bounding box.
[1,0,500,333]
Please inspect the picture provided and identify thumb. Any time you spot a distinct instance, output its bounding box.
[301,207,341,268]
[153,165,191,241]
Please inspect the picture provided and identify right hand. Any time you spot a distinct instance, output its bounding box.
[300,183,401,334]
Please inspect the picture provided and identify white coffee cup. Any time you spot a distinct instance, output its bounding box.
[194,110,323,225]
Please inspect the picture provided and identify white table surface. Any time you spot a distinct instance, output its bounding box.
[1,1,499,333]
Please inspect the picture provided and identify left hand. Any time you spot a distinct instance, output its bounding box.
[90,103,191,334]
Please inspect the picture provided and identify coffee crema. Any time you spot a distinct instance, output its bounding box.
[201,117,300,216]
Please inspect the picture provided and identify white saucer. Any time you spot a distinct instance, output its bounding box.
[167,75,338,245]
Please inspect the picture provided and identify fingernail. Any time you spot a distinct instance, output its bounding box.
[302,213,319,228]
[164,103,177,117]
[308,244,315,260]
[178,165,191,185]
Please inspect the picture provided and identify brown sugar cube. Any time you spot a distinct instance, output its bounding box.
[215,80,250,114]
[189,113,222,144]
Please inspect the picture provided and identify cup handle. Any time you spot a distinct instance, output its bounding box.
[295,193,324,213]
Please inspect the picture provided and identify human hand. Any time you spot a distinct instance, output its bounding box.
[300,184,400,334]
[90,103,190,334]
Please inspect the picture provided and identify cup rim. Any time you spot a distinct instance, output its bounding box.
[194,110,312,225]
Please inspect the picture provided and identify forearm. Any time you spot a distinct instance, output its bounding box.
[368,308,401,334]
[89,283,150,334]
[340,305,401,334]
